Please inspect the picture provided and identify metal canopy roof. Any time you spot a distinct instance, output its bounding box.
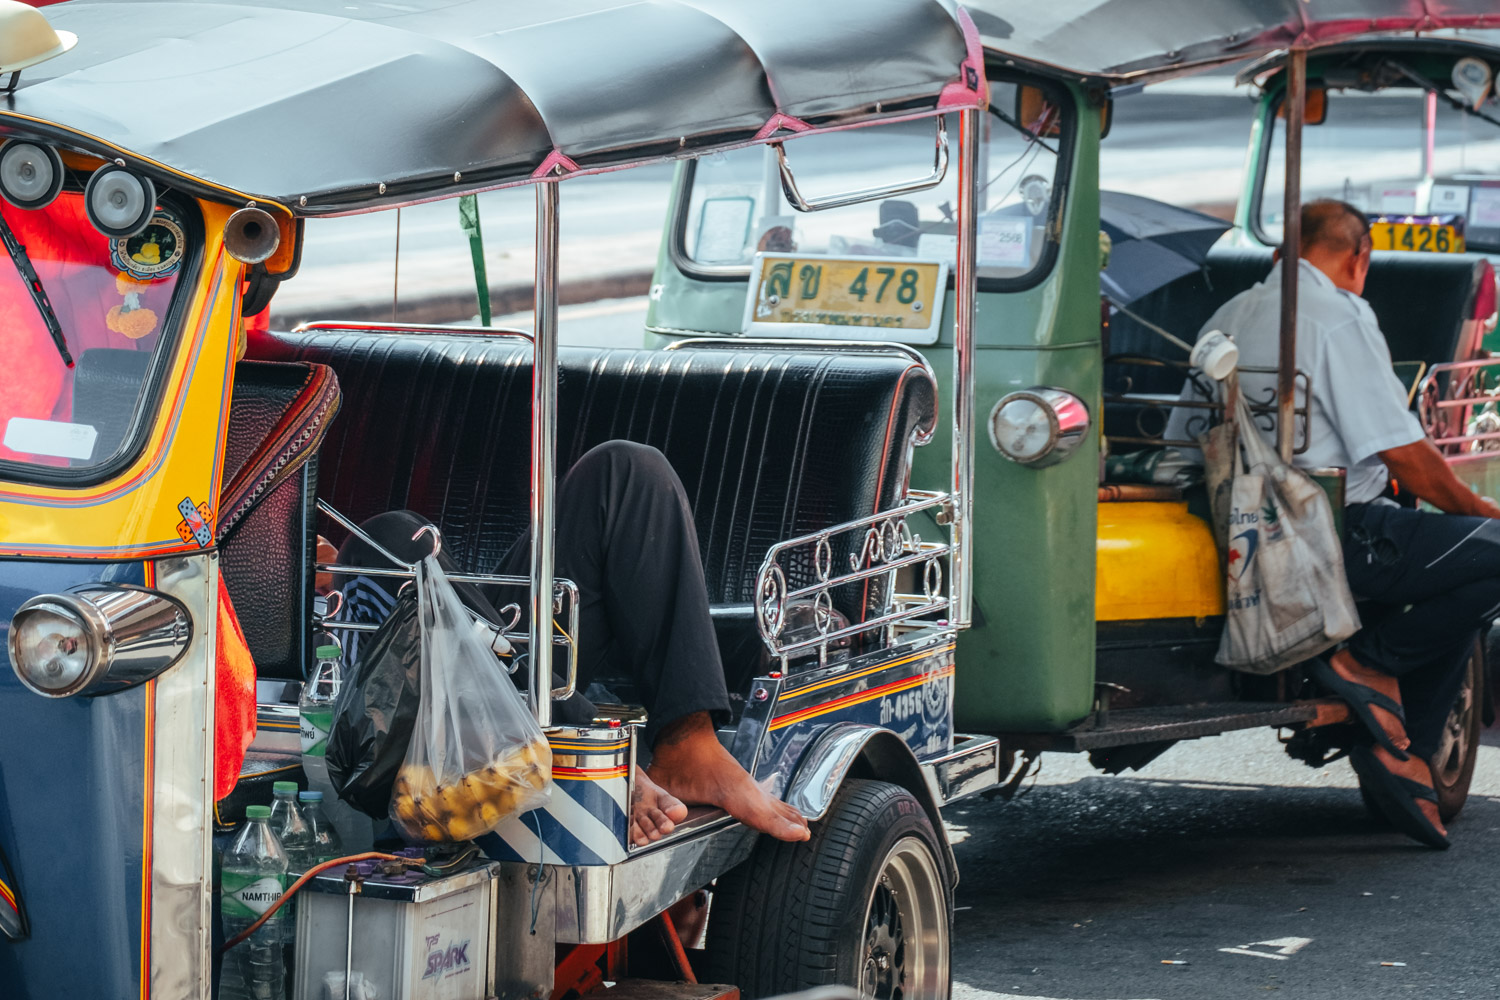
[967,1,1500,86]
[2,0,984,215]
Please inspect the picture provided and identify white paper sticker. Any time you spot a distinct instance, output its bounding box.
[1429,184,1469,215]
[1378,188,1418,214]
[3,417,97,461]
[1471,187,1500,227]
[916,233,958,262]
[979,218,1030,267]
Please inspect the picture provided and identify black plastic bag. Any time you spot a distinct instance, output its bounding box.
[326,591,422,819]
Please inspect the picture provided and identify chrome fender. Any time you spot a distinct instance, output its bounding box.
[784,722,957,885]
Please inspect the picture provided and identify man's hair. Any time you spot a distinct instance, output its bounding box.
[1300,199,1370,256]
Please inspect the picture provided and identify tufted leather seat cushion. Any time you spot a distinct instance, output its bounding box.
[255,332,937,631]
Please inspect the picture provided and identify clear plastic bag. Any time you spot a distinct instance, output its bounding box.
[389,554,552,843]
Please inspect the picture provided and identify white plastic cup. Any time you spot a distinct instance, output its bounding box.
[1191,328,1239,382]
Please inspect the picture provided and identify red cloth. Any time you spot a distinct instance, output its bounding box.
[214,578,258,801]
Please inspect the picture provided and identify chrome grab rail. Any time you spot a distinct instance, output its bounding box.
[1102,355,1312,454]
[290,320,534,342]
[1416,358,1500,453]
[313,499,579,707]
[754,491,953,662]
[775,116,948,213]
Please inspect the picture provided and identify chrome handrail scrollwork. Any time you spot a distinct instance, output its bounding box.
[754,490,953,664]
[1417,358,1500,457]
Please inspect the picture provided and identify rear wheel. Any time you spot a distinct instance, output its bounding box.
[704,779,952,1000]
[1359,641,1482,825]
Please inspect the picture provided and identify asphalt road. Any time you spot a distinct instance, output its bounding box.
[947,727,1500,1000]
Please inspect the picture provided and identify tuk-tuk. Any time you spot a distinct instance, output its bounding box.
[646,2,1500,832]
[0,2,998,998]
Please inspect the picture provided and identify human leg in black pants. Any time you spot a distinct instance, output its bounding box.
[331,441,809,846]
[1331,502,1500,844]
[494,440,807,846]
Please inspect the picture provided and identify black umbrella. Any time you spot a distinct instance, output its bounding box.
[1099,190,1234,305]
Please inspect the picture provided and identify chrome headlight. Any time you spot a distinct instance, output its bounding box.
[988,387,1090,468]
[7,586,191,698]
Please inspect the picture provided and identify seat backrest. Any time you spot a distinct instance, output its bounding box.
[258,332,938,616]
[1107,245,1491,401]
[219,361,339,680]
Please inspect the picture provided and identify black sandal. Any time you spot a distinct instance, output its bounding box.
[1350,746,1449,850]
[1310,658,1410,760]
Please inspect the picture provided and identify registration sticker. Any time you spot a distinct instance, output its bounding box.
[742,253,949,345]
[2,417,97,461]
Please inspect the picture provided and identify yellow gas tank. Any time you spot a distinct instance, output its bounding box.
[1096,500,1224,621]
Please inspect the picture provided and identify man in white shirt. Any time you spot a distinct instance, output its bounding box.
[1166,200,1500,849]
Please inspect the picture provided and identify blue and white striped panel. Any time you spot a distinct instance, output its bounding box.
[480,730,632,867]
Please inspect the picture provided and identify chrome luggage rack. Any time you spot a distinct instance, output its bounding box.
[1103,354,1311,454]
[755,489,953,666]
[312,499,580,713]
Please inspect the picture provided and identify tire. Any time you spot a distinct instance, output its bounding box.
[703,778,952,1000]
[1358,641,1482,825]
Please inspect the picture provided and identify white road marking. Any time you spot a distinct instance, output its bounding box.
[954,986,1160,1000]
[1218,936,1313,961]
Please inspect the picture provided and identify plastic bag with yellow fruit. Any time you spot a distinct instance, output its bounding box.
[390,554,552,843]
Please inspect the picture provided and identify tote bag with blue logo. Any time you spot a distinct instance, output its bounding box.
[1215,393,1360,674]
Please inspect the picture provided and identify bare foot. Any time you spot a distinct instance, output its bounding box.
[631,769,689,847]
[647,713,810,843]
[1372,744,1445,836]
[1331,649,1410,753]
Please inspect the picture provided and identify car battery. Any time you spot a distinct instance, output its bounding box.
[293,849,497,1000]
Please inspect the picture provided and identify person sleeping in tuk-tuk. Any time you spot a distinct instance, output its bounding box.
[322,439,812,849]
[1166,199,1500,849]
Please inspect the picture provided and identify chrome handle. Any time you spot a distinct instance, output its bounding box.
[775,115,948,213]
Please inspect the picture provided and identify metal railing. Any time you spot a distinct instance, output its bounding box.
[313,500,579,710]
[1417,358,1500,457]
[754,490,953,664]
[1103,355,1311,455]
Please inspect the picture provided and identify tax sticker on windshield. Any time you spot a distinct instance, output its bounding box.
[111,210,186,279]
[2,417,97,461]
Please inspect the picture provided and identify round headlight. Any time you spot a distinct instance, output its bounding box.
[0,140,64,210]
[7,597,107,697]
[989,387,1090,468]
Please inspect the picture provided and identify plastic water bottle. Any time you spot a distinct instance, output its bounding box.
[297,790,344,863]
[221,805,288,1000]
[301,644,375,851]
[269,781,314,869]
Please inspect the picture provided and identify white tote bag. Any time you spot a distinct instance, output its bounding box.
[1216,393,1361,674]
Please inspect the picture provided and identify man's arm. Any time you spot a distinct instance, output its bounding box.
[1378,439,1500,519]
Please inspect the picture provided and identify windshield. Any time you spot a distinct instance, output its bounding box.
[1259,87,1500,251]
[679,80,1067,283]
[0,192,192,480]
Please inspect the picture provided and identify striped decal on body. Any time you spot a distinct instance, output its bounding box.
[772,658,956,731]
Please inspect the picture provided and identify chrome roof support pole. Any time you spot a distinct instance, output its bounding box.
[530,180,560,728]
[1277,47,1306,464]
[952,107,979,628]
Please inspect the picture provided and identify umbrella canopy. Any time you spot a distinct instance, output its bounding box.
[1099,191,1234,305]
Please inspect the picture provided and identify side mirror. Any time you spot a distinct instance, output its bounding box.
[1277,84,1328,126]
[1016,84,1062,138]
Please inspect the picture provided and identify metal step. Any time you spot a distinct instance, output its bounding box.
[1006,700,1339,752]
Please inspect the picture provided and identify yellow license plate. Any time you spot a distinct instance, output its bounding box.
[744,255,947,343]
[1369,221,1465,253]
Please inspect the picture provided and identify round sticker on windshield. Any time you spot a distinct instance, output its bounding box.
[111,211,185,279]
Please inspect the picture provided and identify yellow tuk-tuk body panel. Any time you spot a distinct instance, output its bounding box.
[1096,501,1224,621]
[0,202,239,558]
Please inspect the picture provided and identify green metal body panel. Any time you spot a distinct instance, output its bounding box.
[647,83,1106,733]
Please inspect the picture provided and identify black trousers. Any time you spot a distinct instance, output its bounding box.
[336,441,731,749]
[1342,502,1500,758]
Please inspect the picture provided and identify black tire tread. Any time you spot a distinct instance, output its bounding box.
[703,779,945,998]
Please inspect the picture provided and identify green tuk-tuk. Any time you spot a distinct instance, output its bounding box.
[646,3,1500,824]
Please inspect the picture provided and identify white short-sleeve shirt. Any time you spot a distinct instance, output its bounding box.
[1163,259,1425,504]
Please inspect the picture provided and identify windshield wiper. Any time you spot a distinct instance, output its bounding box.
[0,212,72,368]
